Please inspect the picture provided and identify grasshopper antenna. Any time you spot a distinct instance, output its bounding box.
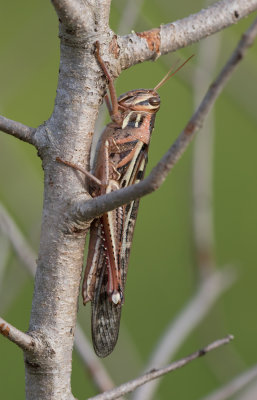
[154,55,194,91]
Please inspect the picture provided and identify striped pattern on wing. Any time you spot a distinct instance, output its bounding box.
[91,143,148,357]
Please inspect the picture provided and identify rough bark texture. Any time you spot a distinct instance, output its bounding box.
[25,2,114,398]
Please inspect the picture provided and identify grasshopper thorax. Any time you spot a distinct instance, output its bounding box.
[118,89,160,114]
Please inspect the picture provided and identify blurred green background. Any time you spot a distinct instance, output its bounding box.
[1,1,257,399]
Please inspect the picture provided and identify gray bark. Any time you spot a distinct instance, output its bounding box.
[25,1,112,398]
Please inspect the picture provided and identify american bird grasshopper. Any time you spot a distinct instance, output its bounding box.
[58,42,192,357]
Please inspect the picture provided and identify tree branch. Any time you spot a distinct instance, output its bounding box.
[0,317,36,352]
[118,0,257,68]
[0,115,36,145]
[87,336,234,400]
[72,16,257,223]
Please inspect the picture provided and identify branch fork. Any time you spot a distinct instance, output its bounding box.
[70,15,257,224]
[0,317,38,353]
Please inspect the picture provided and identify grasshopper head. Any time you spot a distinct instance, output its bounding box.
[118,89,161,113]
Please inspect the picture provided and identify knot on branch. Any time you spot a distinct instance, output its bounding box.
[136,28,161,60]
[64,192,93,234]
[23,331,53,356]
[24,332,56,372]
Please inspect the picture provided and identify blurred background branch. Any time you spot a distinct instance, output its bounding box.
[88,336,234,400]
[200,364,257,400]
[133,267,236,400]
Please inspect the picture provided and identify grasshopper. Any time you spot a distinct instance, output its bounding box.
[58,42,192,357]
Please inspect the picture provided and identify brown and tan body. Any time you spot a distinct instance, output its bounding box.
[83,88,160,357]
[57,43,191,357]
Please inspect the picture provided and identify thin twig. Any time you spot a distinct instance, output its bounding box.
[51,1,257,75]
[0,115,36,145]
[73,16,257,222]
[0,316,35,351]
[132,267,236,400]
[118,0,257,68]
[87,336,234,400]
[200,364,257,400]
[0,202,113,393]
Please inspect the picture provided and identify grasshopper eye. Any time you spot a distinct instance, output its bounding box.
[149,97,160,106]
